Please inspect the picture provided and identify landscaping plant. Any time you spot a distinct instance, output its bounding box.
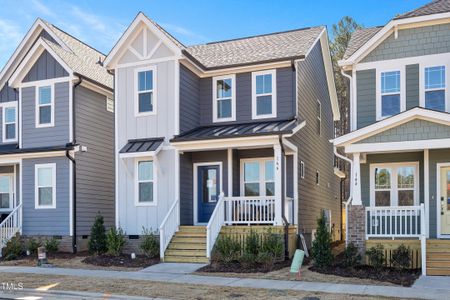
[140,227,159,258]
[88,213,107,255]
[311,212,333,269]
[342,242,361,268]
[26,238,42,255]
[3,235,23,260]
[211,235,240,264]
[261,228,284,260]
[44,237,59,255]
[391,244,411,269]
[366,244,385,270]
[106,227,126,257]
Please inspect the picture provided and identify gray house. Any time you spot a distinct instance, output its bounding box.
[105,13,341,262]
[334,0,450,276]
[0,19,114,253]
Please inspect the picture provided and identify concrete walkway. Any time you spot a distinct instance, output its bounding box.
[0,265,448,300]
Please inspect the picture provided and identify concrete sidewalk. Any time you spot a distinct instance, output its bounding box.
[0,265,447,300]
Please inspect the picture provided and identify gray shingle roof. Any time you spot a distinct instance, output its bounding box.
[42,20,113,89]
[395,0,450,19]
[184,27,325,69]
[343,27,382,60]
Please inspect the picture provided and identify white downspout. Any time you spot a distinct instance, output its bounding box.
[341,69,354,132]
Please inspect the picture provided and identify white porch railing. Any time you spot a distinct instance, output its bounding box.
[206,192,225,259]
[365,204,424,238]
[0,203,22,256]
[224,196,276,225]
[159,198,179,260]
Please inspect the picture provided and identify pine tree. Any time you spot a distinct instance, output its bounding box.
[312,211,333,269]
[88,213,107,255]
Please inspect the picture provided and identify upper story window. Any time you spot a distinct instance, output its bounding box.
[424,66,446,112]
[135,159,156,206]
[136,67,156,116]
[252,70,277,119]
[35,163,56,209]
[371,163,418,207]
[380,71,401,118]
[2,103,17,142]
[213,75,235,122]
[316,100,322,136]
[36,85,54,127]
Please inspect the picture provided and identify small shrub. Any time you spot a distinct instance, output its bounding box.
[366,244,385,270]
[140,227,159,258]
[391,244,411,269]
[88,213,107,255]
[239,252,257,268]
[3,236,23,260]
[261,229,284,260]
[257,252,275,269]
[211,236,241,264]
[343,242,361,267]
[106,227,126,257]
[311,212,333,269]
[44,237,59,254]
[26,238,42,255]
[244,230,260,256]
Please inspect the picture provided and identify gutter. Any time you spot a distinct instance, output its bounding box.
[68,77,82,254]
[278,136,290,261]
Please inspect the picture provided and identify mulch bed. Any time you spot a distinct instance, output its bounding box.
[82,254,159,268]
[198,259,293,273]
[309,265,420,287]
[0,251,81,262]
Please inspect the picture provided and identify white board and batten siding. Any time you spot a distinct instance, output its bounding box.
[115,25,179,235]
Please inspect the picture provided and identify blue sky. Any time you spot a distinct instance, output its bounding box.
[0,0,430,68]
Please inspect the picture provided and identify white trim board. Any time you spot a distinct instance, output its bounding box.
[345,138,450,154]
[193,161,223,225]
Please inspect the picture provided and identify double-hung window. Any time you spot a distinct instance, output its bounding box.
[35,163,56,209]
[242,159,275,197]
[136,159,155,206]
[252,70,276,119]
[380,71,401,118]
[371,163,418,207]
[36,85,54,127]
[136,67,156,116]
[424,66,446,112]
[213,75,235,122]
[2,103,17,142]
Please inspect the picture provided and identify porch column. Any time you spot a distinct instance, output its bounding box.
[274,144,283,225]
[424,149,429,238]
[352,153,362,205]
[227,148,233,197]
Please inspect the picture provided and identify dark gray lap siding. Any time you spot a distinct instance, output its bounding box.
[22,156,70,236]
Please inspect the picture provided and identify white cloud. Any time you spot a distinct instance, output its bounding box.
[0,18,23,68]
[159,22,208,45]
[30,0,54,16]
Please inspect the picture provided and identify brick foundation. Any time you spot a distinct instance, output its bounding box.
[347,205,366,255]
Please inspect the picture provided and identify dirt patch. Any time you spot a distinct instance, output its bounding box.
[0,272,404,300]
[82,254,158,268]
[198,259,292,274]
[309,265,420,287]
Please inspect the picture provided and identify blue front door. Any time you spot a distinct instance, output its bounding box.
[197,165,220,223]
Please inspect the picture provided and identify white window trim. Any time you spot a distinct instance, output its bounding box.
[212,74,236,122]
[420,65,448,112]
[35,83,55,128]
[0,173,15,212]
[369,162,420,207]
[134,157,157,207]
[35,163,56,209]
[376,67,406,121]
[240,157,275,197]
[134,65,157,117]
[300,161,305,179]
[2,102,17,143]
[317,100,322,136]
[252,69,277,119]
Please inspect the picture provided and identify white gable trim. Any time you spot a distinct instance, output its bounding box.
[339,12,450,67]
[104,12,182,69]
[8,38,73,88]
[333,107,450,146]
[0,19,69,91]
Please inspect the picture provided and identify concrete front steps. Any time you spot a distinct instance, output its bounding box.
[427,240,450,276]
[163,226,208,263]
